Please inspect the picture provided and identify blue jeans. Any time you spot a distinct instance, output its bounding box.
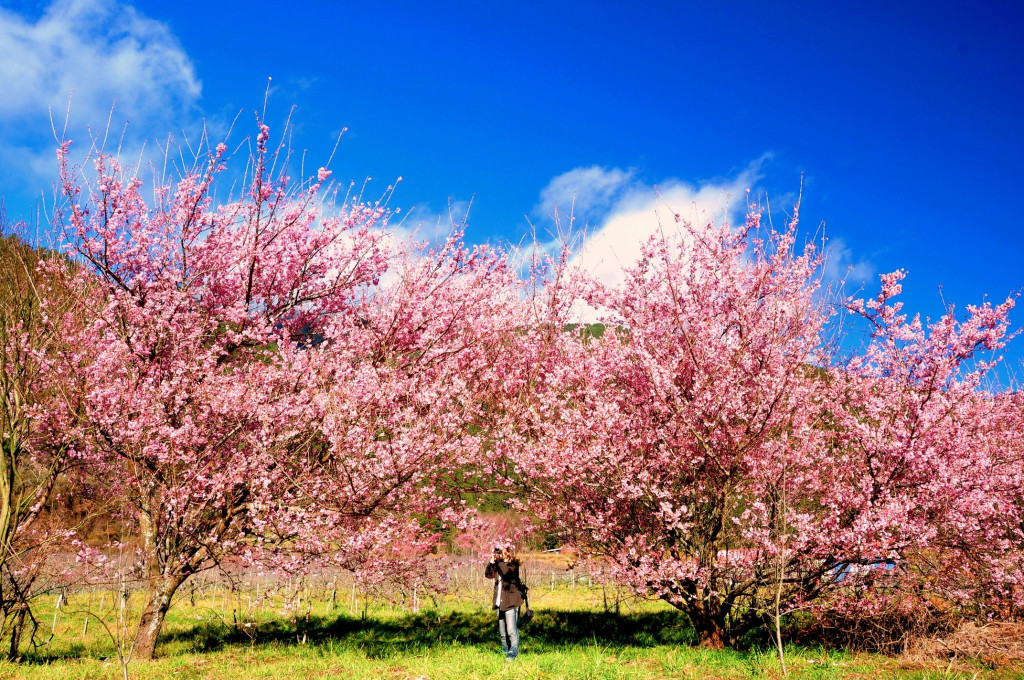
[497,607,519,659]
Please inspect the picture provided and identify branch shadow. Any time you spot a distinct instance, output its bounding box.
[163,607,696,657]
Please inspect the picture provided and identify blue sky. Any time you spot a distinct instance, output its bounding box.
[1,0,1022,373]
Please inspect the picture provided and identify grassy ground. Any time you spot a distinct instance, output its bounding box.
[0,586,1019,679]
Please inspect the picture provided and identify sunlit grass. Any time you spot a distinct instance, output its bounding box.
[0,583,1017,679]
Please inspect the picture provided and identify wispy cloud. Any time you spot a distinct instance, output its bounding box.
[533,160,766,289]
[530,166,635,227]
[394,198,473,245]
[0,0,200,123]
[532,158,876,299]
[822,236,876,287]
[0,0,202,218]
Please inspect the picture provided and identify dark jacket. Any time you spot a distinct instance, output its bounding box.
[485,560,524,611]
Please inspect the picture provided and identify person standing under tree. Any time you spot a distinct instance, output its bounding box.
[485,545,524,661]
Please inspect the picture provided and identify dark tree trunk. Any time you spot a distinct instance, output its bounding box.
[7,607,26,660]
[692,613,728,649]
[667,590,732,649]
[133,575,186,661]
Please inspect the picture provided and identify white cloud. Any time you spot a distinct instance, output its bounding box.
[393,198,473,245]
[0,0,202,220]
[535,161,764,289]
[823,236,876,286]
[532,162,877,326]
[531,166,635,227]
[0,0,200,124]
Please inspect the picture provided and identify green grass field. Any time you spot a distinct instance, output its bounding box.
[0,585,1018,680]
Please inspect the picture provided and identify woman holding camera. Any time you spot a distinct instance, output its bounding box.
[485,545,524,661]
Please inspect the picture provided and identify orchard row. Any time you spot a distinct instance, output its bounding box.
[1,123,1020,660]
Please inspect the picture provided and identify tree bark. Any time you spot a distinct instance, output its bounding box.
[662,587,732,649]
[133,575,185,661]
[7,607,26,660]
[685,598,730,649]
[693,615,728,649]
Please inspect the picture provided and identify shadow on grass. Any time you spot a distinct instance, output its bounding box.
[163,607,697,657]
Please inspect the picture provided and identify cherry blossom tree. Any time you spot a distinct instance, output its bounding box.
[823,273,1022,623]
[0,232,87,657]
[32,110,1021,659]
[490,207,829,647]
[261,232,527,593]
[50,124,390,659]
[496,205,1020,648]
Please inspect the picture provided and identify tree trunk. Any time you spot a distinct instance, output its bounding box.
[686,603,729,649]
[696,622,729,647]
[133,576,185,661]
[663,589,731,649]
[7,607,26,660]
[668,588,731,649]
